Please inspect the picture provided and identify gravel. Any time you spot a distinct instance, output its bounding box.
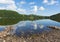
[0,28,60,42]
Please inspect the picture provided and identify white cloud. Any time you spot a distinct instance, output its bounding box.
[17,8,26,14]
[33,6,38,13]
[43,0,48,3]
[0,0,14,4]
[29,2,35,5]
[0,7,6,10]
[6,3,17,10]
[39,6,45,11]
[0,0,17,10]
[31,5,38,13]
[0,0,27,14]
[43,0,59,5]
[48,0,59,5]
[30,6,45,14]
[20,1,26,4]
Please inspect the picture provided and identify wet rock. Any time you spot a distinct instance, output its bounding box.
[47,26,60,30]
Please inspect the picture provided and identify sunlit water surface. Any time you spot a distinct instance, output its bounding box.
[0,19,60,36]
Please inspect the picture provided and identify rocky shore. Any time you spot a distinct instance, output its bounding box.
[0,26,60,42]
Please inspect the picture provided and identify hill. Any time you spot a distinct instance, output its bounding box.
[0,10,23,18]
[0,10,49,19]
[0,10,22,25]
[50,13,60,22]
[0,10,49,25]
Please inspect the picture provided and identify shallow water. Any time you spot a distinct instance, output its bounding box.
[0,19,60,36]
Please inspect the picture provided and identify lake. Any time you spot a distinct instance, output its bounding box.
[0,19,60,36]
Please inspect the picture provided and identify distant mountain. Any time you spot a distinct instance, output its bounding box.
[50,13,60,22]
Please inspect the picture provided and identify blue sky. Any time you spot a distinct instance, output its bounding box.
[0,0,60,16]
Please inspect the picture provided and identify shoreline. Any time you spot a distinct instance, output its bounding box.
[0,26,60,42]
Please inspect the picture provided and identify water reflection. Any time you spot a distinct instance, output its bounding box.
[0,26,5,31]
[15,20,51,36]
[39,25,44,29]
[0,19,60,36]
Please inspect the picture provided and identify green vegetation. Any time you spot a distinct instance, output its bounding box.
[0,10,49,25]
[0,10,60,25]
[0,10,22,25]
[50,13,60,22]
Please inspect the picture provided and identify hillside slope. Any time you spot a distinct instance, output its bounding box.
[0,10,22,18]
[0,10,22,25]
[0,10,49,25]
[50,13,60,22]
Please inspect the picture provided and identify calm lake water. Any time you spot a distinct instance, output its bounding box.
[0,19,60,36]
